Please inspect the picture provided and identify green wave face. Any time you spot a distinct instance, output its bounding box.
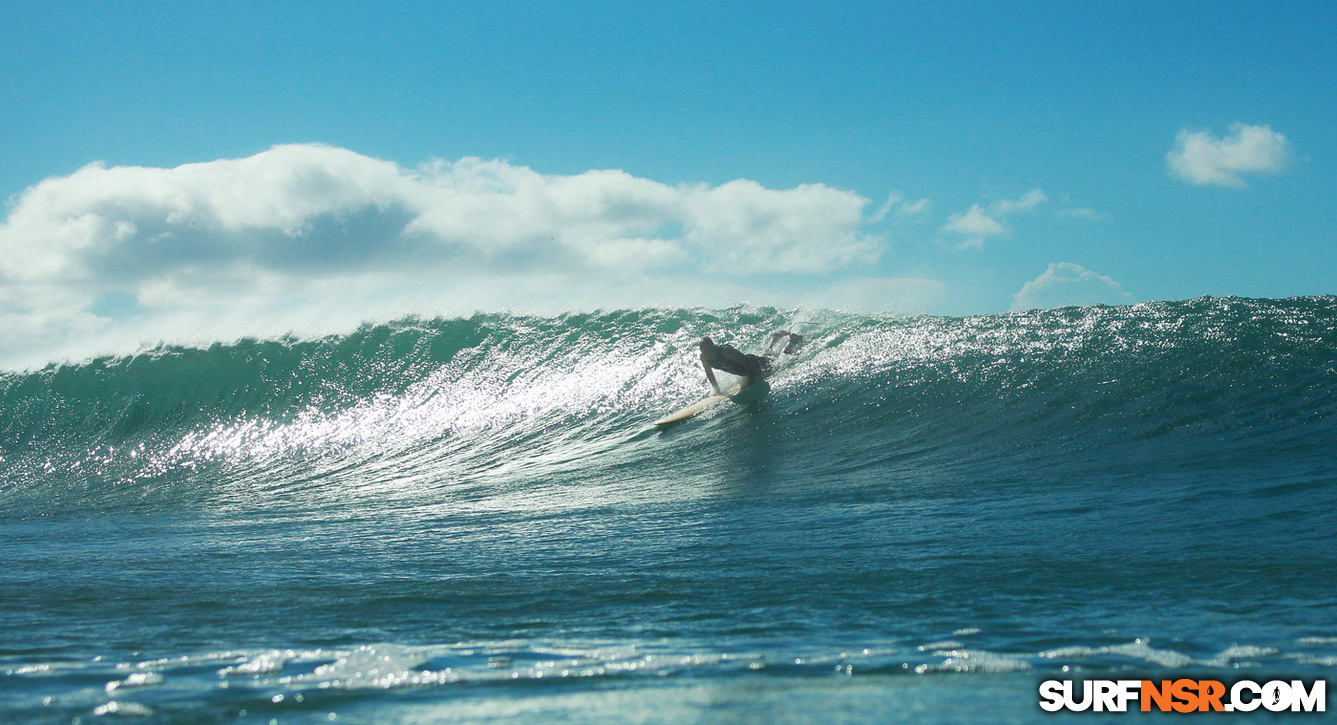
[2,297,1335,517]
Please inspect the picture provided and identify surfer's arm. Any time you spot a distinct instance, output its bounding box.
[701,359,722,394]
[764,330,792,356]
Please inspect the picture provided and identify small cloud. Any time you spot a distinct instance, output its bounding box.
[989,188,1048,215]
[869,192,931,223]
[1010,262,1132,311]
[1056,207,1106,222]
[939,188,1047,250]
[1167,123,1291,187]
[940,205,1006,249]
[899,198,931,217]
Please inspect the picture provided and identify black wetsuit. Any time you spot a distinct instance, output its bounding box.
[703,343,770,379]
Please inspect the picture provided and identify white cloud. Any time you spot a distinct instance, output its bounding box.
[869,191,931,223]
[1055,207,1106,222]
[1,145,883,283]
[940,205,1006,249]
[1167,123,1291,187]
[678,179,878,273]
[939,189,1048,249]
[0,144,894,368]
[1010,262,1132,311]
[799,277,946,315]
[990,188,1048,215]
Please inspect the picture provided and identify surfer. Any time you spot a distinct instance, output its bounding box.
[699,330,803,394]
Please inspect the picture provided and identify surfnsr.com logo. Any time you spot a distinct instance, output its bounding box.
[1038,679,1327,713]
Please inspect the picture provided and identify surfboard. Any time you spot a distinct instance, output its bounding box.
[653,380,769,428]
[653,383,742,427]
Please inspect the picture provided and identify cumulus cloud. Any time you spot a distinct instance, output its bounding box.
[1167,123,1291,187]
[1010,262,1132,311]
[0,145,895,368]
[940,205,1006,249]
[939,189,1048,249]
[3,146,878,282]
[677,178,878,272]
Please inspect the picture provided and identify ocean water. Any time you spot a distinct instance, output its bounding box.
[2,296,1335,723]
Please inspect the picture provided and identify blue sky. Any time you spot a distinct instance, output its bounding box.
[1,1,1334,367]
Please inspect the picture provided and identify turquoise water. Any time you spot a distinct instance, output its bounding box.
[2,297,1335,722]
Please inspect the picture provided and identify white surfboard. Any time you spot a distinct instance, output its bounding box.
[654,382,745,427]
